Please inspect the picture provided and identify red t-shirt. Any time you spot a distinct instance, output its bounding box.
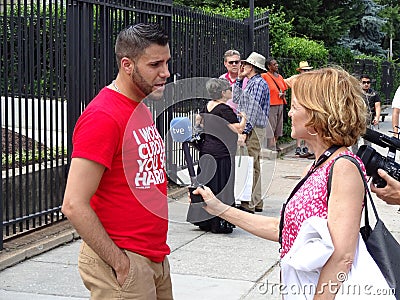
[72,87,169,262]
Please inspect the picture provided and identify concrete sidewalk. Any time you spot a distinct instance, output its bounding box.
[1,114,400,299]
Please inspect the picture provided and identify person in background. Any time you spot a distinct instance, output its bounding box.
[219,49,248,113]
[220,49,242,85]
[391,85,400,137]
[190,78,247,233]
[194,66,369,298]
[261,57,288,152]
[233,52,270,213]
[351,74,381,154]
[285,61,315,159]
[62,24,173,299]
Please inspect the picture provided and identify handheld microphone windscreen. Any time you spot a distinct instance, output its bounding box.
[170,117,193,143]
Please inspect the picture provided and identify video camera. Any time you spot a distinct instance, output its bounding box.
[357,128,400,188]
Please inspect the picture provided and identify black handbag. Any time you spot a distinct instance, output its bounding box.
[328,155,400,299]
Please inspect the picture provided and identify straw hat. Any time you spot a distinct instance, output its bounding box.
[296,61,313,71]
[241,52,267,72]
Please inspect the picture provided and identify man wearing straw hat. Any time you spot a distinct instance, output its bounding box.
[233,52,270,213]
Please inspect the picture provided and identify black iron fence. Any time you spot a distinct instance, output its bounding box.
[1,0,68,249]
[0,0,269,249]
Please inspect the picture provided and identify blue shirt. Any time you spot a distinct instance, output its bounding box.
[233,74,270,134]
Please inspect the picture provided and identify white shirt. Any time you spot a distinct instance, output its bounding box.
[392,85,400,109]
[280,216,395,299]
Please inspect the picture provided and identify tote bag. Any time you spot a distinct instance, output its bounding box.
[234,146,253,203]
[328,155,400,299]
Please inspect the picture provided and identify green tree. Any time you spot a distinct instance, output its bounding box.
[252,0,364,47]
[375,0,400,60]
[199,3,293,57]
[339,0,387,58]
[175,0,365,48]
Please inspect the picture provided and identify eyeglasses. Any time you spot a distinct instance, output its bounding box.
[227,60,240,65]
[362,81,371,84]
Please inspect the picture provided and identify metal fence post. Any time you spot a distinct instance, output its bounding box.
[248,0,254,56]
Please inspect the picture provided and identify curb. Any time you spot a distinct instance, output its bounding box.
[260,140,297,159]
[0,223,79,271]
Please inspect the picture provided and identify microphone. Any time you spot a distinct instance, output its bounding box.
[170,117,196,179]
[170,117,204,203]
[170,117,193,143]
[362,128,400,150]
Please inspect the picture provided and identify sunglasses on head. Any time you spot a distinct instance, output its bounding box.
[227,60,240,65]
[362,81,371,84]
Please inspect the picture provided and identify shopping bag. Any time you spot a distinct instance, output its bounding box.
[234,146,253,203]
[328,155,400,299]
[360,203,400,298]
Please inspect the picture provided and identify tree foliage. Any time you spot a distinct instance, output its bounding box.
[199,4,293,57]
[250,0,365,47]
[375,0,400,60]
[174,0,399,59]
[278,37,329,63]
[339,0,387,58]
[178,0,363,47]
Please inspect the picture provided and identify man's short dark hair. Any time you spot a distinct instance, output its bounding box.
[115,23,169,67]
[360,74,371,80]
[265,57,275,69]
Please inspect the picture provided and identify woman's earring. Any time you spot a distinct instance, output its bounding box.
[307,129,318,136]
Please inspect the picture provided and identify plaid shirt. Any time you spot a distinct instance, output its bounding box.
[233,74,270,134]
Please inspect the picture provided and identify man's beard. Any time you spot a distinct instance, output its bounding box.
[131,67,163,101]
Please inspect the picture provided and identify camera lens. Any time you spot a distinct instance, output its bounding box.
[357,145,400,188]
[365,152,386,177]
[357,145,386,187]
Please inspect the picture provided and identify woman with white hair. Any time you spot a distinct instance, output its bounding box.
[189,78,246,234]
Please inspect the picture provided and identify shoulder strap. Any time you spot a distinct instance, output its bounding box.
[327,155,366,197]
[278,145,341,246]
[266,72,284,92]
[327,155,380,229]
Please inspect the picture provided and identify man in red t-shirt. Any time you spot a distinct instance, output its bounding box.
[62,24,173,299]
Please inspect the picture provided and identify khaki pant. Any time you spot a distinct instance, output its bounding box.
[241,126,265,211]
[78,241,173,300]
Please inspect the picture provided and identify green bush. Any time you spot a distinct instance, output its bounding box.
[278,37,329,62]
[2,147,67,170]
[328,45,355,65]
[200,4,292,52]
[275,37,329,79]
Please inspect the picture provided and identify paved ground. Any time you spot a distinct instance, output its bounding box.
[1,108,399,299]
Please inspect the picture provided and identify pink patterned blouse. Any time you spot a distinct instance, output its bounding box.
[280,151,367,258]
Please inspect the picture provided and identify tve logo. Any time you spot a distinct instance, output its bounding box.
[170,117,192,143]
[172,127,185,135]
